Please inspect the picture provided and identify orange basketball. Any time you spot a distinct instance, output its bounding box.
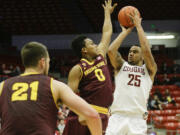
[118,6,140,28]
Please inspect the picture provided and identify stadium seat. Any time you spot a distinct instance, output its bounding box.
[164,122,180,130]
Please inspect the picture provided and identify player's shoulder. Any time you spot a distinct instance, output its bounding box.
[52,78,63,87]
[120,61,128,67]
[51,78,69,93]
[69,64,82,77]
[0,76,17,93]
[71,64,82,72]
[142,64,149,71]
[3,75,19,83]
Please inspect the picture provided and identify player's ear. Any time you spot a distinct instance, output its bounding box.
[39,58,46,68]
[81,47,87,54]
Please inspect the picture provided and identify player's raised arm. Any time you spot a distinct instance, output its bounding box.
[52,80,102,135]
[67,65,82,93]
[129,11,157,81]
[108,26,133,70]
[98,0,117,57]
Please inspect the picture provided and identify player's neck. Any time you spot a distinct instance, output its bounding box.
[128,61,143,66]
[136,61,143,66]
[83,55,95,62]
[24,67,43,74]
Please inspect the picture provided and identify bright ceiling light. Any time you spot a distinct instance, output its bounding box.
[147,35,175,39]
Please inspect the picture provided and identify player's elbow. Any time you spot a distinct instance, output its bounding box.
[149,62,157,76]
[108,48,114,56]
[153,63,158,74]
[103,29,113,40]
[103,27,112,34]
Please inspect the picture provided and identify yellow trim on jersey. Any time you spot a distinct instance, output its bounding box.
[0,81,5,96]
[21,72,40,76]
[91,104,108,115]
[77,64,83,81]
[50,78,59,109]
[81,58,94,65]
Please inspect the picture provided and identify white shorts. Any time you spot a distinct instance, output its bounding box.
[105,113,147,135]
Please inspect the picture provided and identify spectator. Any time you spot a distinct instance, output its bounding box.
[58,120,66,134]
[1,64,9,75]
[170,74,180,85]
[0,64,3,75]
[154,88,164,102]
[13,65,21,75]
[162,73,170,85]
[149,95,163,110]
[160,62,170,74]
[0,64,10,81]
[154,75,161,85]
[171,61,180,74]
[164,89,176,106]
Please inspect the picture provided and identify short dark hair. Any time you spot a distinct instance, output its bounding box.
[131,45,140,48]
[71,35,87,58]
[21,42,48,68]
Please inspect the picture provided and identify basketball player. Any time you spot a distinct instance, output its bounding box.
[105,11,157,135]
[0,42,102,135]
[62,0,117,135]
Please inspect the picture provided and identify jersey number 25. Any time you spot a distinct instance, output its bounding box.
[128,74,141,87]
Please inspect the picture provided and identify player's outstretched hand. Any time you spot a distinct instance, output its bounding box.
[128,10,142,27]
[102,0,117,14]
[120,25,134,34]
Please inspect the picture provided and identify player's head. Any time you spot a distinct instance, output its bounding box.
[128,45,143,66]
[71,35,98,58]
[21,42,50,75]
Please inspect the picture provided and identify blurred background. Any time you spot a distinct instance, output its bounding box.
[0,0,180,134]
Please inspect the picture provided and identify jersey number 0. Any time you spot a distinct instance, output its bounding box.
[11,81,39,102]
[95,69,106,81]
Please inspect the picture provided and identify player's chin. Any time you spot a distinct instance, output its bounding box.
[128,59,132,63]
[128,61,135,65]
[92,53,98,58]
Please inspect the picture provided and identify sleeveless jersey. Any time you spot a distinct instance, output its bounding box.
[78,54,113,108]
[110,62,152,115]
[0,73,58,135]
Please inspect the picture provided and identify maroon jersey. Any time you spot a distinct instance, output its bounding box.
[78,54,113,108]
[0,73,58,135]
[63,55,113,135]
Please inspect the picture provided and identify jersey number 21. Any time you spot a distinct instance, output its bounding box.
[11,81,39,102]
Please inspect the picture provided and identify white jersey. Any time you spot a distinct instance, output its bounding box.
[110,62,152,115]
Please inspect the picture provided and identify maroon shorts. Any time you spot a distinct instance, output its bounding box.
[62,114,108,135]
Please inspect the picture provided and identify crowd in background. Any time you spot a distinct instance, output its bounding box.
[148,88,176,110]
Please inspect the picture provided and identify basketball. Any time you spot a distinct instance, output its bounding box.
[118,6,140,28]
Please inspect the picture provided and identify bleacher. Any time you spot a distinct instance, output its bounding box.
[148,84,180,134]
[1,0,76,34]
